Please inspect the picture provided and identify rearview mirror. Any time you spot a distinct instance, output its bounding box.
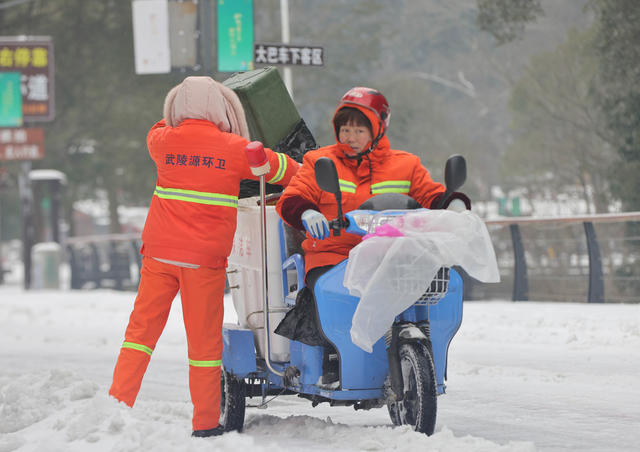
[314,157,341,195]
[435,155,467,209]
[444,154,466,193]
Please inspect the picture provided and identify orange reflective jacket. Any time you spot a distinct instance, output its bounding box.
[276,135,445,273]
[142,119,298,267]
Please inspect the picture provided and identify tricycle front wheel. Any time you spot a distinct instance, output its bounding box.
[387,342,437,435]
[220,369,246,432]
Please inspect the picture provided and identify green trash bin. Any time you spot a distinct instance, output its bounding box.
[224,67,317,198]
[223,67,301,149]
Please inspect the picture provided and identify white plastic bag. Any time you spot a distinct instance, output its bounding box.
[345,210,499,352]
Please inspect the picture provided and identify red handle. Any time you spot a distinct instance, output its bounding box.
[245,141,268,168]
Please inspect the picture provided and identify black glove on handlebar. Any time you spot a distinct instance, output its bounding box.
[429,192,471,210]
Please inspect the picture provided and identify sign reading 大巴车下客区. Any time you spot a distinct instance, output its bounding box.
[254,43,324,67]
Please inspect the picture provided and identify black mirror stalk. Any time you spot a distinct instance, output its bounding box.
[314,157,346,235]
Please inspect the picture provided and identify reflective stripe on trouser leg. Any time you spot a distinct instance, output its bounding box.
[179,265,226,431]
[109,257,179,406]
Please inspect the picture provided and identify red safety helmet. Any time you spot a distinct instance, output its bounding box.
[337,87,391,137]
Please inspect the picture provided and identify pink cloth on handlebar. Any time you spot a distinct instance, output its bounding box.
[362,223,404,240]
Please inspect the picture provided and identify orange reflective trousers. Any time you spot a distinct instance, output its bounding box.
[109,256,225,431]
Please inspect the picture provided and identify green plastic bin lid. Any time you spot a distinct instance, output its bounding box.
[223,67,300,148]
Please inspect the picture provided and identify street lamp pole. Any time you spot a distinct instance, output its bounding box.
[280,0,293,99]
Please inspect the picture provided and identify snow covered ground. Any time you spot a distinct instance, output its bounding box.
[0,285,638,452]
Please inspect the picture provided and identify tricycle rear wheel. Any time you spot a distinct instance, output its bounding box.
[220,369,246,432]
[386,342,437,435]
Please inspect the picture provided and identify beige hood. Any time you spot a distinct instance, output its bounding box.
[162,76,249,139]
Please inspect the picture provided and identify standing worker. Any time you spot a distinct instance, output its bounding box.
[109,76,298,437]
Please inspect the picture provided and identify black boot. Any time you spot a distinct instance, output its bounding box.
[192,425,225,437]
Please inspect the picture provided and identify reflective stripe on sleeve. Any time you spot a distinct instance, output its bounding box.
[370,180,411,194]
[267,153,287,184]
[154,186,238,208]
[338,179,357,194]
[188,358,222,367]
[122,341,153,356]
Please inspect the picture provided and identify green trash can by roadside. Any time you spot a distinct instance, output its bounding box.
[31,242,61,289]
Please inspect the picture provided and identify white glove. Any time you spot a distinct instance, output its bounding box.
[447,198,467,212]
[301,209,330,240]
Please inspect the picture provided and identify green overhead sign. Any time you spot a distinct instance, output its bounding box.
[217,0,254,72]
[0,72,22,127]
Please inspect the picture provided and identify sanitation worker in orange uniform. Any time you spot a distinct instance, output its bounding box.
[109,76,298,437]
[276,87,469,384]
[277,86,470,285]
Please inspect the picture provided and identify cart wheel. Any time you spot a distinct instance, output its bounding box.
[386,342,437,435]
[220,369,246,432]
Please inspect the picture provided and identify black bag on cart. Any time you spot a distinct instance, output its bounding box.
[274,287,330,347]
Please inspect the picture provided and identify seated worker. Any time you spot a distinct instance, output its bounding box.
[276,86,470,384]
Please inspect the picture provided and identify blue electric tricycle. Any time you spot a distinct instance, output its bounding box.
[220,154,467,436]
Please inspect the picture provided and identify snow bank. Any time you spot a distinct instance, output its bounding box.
[0,369,534,452]
[1,286,638,451]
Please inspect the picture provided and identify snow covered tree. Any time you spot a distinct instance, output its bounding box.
[590,0,640,211]
[0,1,184,233]
[476,0,544,45]
[503,27,617,214]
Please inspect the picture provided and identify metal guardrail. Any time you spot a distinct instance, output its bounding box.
[61,213,640,303]
[468,212,640,303]
[65,233,141,291]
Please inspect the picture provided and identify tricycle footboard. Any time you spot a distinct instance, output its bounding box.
[314,262,390,390]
